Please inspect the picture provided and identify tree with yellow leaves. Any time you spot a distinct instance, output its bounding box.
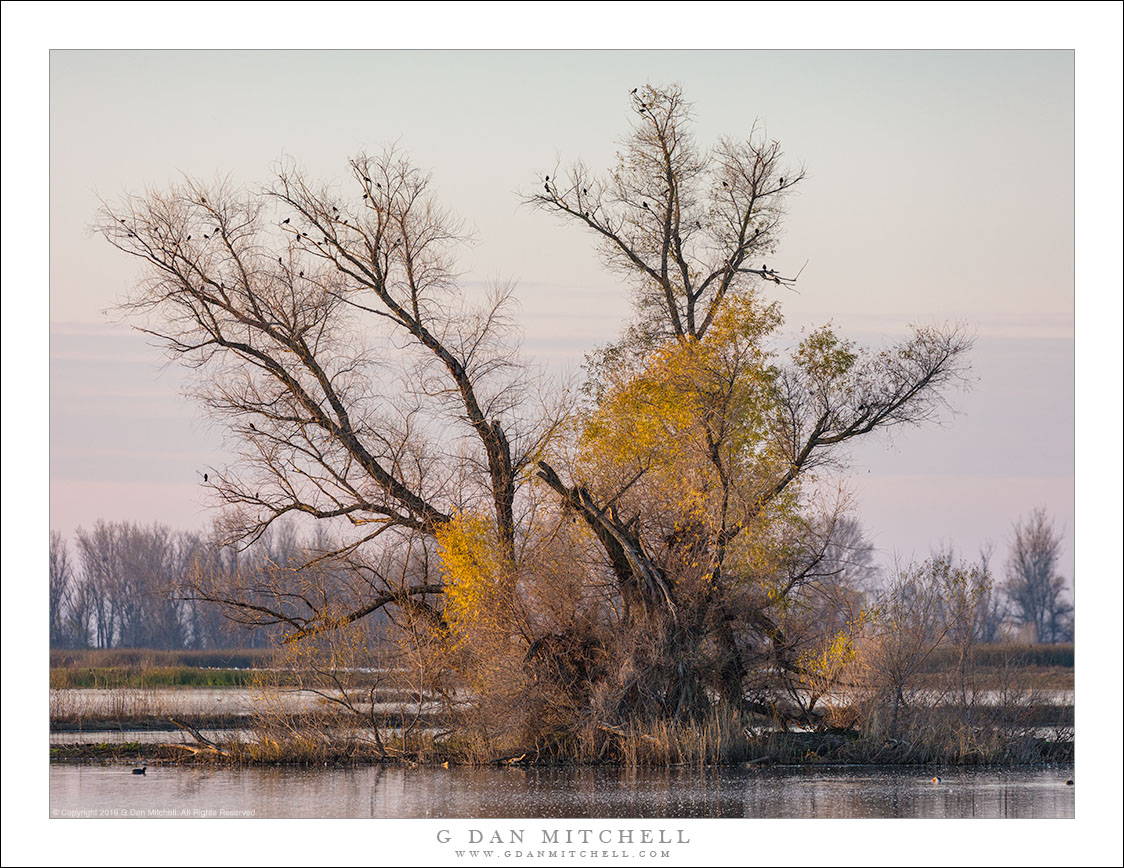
[529,84,971,728]
[101,82,971,752]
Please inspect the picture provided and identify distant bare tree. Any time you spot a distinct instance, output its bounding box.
[70,521,194,649]
[1004,508,1072,643]
[860,558,959,738]
[179,531,263,648]
[49,530,74,646]
[972,542,1006,644]
[815,514,880,592]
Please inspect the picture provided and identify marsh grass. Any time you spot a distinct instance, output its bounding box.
[47,643,1074,767]
[51,667,260,689]
[50,648,276,670]
[50,686,171,727]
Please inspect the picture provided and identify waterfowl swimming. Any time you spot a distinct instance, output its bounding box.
[132,767,147,775]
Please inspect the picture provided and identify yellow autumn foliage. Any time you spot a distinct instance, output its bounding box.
[435,511,512,642]
[576,292,786,531]
[799,624,860,684]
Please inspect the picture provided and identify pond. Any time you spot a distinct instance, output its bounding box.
[49,763,1073,819]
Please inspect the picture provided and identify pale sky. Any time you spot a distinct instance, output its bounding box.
[47,48,1077,578]
[5,4,1123,865]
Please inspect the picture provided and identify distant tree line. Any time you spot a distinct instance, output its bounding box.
[49,507,1072,651]
[48,520,341,650]
[1002,507,1074,644]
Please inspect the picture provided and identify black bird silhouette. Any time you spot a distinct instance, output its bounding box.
[278,257,283,264]
[545,175,550,182]
[282,217,291,225]
[249,422,256,431]
[544,184,550,192]
[132,767,147,776]
[582,188,588,194]
[203,473,208,482]
[362,175,371,183]
[642,201,649,209]
[778,177,784,186]
[630,88,638,94]
[722,181,729,188]
[362,193,368,199]
[119,218,126,223]
[696,220,702,229]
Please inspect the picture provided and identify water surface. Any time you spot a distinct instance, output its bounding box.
[49,764,1073,819]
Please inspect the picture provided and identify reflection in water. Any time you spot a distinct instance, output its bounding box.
[49,764,1074,819]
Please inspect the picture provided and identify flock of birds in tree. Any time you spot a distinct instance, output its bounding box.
[535,91,799,290]
[120,86,800,487]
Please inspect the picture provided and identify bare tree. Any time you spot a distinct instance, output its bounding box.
[1004,507,1072,643]
[529,83,805,345]
[859,558,960,738]
[972,542,1006,644]
[72,521,192,649]
[49,530,74,646]
[98,148,567,647]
